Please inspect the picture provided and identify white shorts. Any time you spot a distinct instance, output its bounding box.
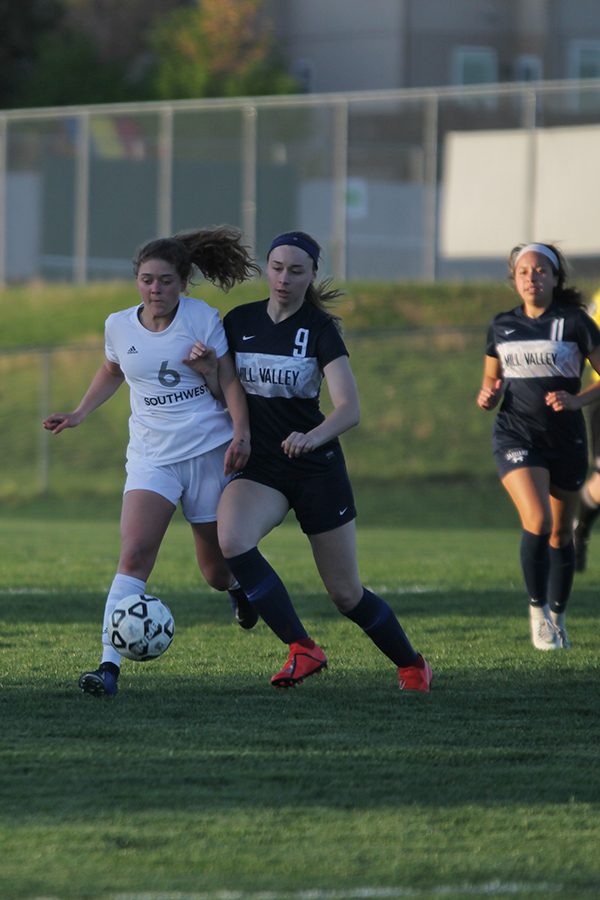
[124,443,230,524]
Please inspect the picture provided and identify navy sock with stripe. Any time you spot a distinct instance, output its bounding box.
[344,587,419,668]
[225,547,308,644]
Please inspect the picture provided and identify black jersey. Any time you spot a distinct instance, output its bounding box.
[224,299,349,471]
[486,301,600,449]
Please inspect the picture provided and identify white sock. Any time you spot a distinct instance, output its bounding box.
[550,610,566,628]
[101,573,146,667]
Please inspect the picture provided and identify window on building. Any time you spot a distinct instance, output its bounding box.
[568,40,600,80]
[452,46,498,87]
[567,41,600,111]
[514,54,543,83]
[451,46,498,108]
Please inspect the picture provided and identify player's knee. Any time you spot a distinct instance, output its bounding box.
[523,512,552,534]
[200,560,231,592]
[218,528,250,561]
[326,584,361,614]
[551,525,575,547]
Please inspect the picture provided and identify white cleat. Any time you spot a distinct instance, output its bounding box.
[530,606,560,651]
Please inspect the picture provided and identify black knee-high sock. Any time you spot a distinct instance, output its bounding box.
[520,530,550,606]
[225,548,308,644]
[344,587,419,668]
[547,542,575,615]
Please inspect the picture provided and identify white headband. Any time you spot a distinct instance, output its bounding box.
[514,243,559,270]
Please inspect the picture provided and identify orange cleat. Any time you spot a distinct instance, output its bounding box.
[398,655,432,692]
[271,641,328,688]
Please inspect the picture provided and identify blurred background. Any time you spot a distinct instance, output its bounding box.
[3,0,600,512]
[2,0,600,284]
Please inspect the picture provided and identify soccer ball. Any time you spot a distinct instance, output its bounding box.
[110,594,175,662]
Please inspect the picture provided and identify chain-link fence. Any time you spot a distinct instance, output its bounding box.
[3,78,600,286]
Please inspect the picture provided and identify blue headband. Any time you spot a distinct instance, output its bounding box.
[267,232,320,267]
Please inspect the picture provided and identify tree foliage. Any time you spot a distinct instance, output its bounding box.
[147,0,298,100]
[0,0,63,108]
[6,0,298,109]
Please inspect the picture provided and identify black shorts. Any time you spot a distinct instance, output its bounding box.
[230,445,357,535]
[493,443,587,492]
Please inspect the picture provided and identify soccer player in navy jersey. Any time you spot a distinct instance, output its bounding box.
[477,243,600,650]
[43,227,259,696]
[189,230,432,692]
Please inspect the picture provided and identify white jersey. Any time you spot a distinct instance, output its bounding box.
[105,295,233,465]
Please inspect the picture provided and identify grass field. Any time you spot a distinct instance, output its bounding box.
[2,279,600,898]
[2,508,600,900]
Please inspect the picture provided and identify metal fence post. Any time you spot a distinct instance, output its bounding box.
[332,99,348,282]
[241,104,257,255]
[423,93,439,282]
[157,106,174,238]
[73,112,90,285]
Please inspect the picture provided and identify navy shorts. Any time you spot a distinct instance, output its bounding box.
[493,443,587,492]
[230,445,357,535]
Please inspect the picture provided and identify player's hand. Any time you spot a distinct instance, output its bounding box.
[42,412,83,434]
[281,431,318,458]
[545,390,579,412]
[183,342,217,377]
[477,379,503,410]
[224,434,250,475]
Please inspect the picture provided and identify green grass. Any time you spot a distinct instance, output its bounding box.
[0,279,514,350]
[3,280,600,897]
[1,512,600,899]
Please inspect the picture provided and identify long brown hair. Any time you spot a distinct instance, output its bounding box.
[133,225,260,292]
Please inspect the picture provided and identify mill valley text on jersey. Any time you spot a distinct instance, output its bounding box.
[224,299,349,468]
[486,301,600,446]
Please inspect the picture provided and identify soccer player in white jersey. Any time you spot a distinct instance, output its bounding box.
[189,230,432,692]
[43,226,260,696]
[477,243,600,651]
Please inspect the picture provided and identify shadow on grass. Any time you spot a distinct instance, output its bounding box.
[1,661,599,821]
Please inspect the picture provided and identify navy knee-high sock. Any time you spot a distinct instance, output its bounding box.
[547,542,575,615]
[225,548,308,644]
[344,587,419,668]
[520,530,550,606]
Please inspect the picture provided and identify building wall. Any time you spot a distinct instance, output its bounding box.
[268,0,600,92]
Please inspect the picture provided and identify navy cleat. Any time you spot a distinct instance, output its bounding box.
[229,587,258,630]
[79,665,119,697]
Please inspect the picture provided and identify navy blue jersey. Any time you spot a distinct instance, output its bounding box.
[224,299,349,471]
[486,301,600,449]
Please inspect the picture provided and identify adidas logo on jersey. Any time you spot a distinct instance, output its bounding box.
[127,346,138,354]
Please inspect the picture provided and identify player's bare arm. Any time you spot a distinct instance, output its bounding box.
[546,346,600,412]
[183,341,221,399]
[477,355,503,410]
[43,360,124,434]
[281,356,360,458]
[218,352,251,474]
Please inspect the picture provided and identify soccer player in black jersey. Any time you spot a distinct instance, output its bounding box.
[477,242,600,650]
[191,230,432,691]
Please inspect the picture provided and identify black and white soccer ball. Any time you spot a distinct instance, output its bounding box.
[110,594,175,662]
